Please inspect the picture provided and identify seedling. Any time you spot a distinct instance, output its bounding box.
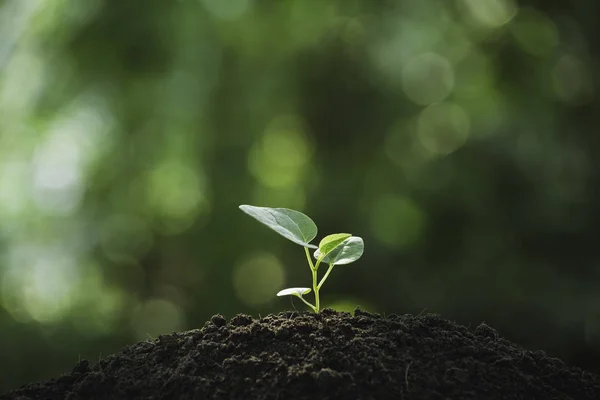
[239,204,364,313]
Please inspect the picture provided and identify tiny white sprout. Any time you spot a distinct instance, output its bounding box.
[277,287,311,297]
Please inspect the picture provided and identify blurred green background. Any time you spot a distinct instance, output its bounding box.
[1,0,599,392]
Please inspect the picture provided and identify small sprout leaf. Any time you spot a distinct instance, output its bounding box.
[277,287,312,297]
[317,233,352,259]
[314,236,364,265]
[239,205,318,248]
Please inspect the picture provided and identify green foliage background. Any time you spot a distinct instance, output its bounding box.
[1,0,599,391]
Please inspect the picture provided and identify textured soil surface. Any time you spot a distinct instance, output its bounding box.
[3,308,600,400]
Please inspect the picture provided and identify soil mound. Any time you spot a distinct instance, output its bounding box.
[3,308,599,399]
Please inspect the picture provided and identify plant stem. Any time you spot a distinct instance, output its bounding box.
[314,257,322,271]
[296,295,317,313]
[304,247,320,313]
[304,247,315,270]
[312,265,320,313]
[317,263,335,289]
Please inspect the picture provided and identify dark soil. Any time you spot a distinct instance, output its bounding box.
[3,308,600,400]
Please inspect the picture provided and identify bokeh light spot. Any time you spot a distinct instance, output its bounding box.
[31,129,84,216]
[202,0,250,21]
[439,23,473,63]
[233,252,285,307]
[145,161,208,235]
[510,8,559,57]
[0,51,45,116]
[460,0,518,29]
[0,160,30,218]
[2,245,79,323]
[262,121,310,169]
[248,115,311,189]
[402,53,454,105]
[417,102,471,155]
[370,195,426,249]
[28,96,114,217]
[131,298,184,340]
[552,55,594,105]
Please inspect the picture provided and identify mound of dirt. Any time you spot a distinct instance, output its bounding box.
[2,308,599,400]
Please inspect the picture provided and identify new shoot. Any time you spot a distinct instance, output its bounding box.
[239,204,364,313]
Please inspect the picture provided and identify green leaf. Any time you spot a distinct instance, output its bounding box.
[314,236,364,265]
[239,205,318,248]
[317,233,351,259]
[277,287,311,297]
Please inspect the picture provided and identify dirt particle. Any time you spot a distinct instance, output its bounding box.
[475,322,499,340]
[229,314,253,327]
[210,314,227,327]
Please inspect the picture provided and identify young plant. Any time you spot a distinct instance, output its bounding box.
[239,204,364,313]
